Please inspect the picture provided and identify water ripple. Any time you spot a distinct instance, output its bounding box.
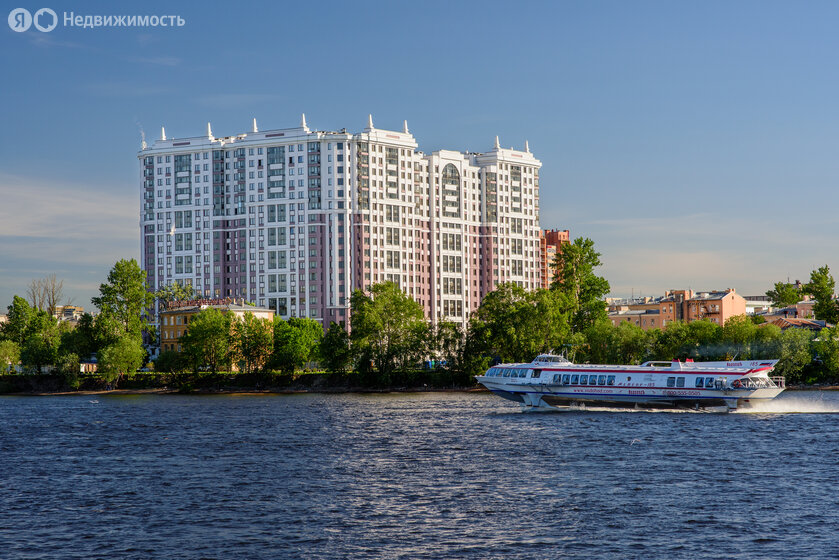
[1,390,838,558]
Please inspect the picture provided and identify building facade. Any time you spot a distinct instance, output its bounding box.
[159,299,274,353]
[607,289,747,331]
[539,228,570,289]
[139,115,542,331]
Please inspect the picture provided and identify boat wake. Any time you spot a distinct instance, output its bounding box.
[733,396,839,414]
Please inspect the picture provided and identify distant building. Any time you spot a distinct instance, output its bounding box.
[608,307,663,330]
[539,229,570,289]
[608,289,746,330]
[743,295,773,316]
[53,305,85,323]
[159,299,274,353]
[139,115,543,334]
[756,296,816,321]
[0,314,7,326]
[763,317,829,331]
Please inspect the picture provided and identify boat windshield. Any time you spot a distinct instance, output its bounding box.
[532,354,570,364]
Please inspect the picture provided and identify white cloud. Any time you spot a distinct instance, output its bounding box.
[0,174,138,308]
[576,213,839,298]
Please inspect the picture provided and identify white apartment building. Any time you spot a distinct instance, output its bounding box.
[139,115,541,329]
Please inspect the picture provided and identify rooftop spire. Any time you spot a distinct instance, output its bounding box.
[252,118,258,133]
[368,114,374,129]
[161,126,166,141]
[494,135,499,149]
[301,113,307,129]
[403,120,409,134]
[207,122,213,139]
[525,140,530,153]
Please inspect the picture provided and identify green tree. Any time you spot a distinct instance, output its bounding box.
[429,321,483,385]
[649,320,691,360]
[58,313,100,361]
[232,313,274,375]
[469,284,570,363]
[0,340,20,373]
[153,349,187,373]
[350,282,428,381]
[684,320,723,360]
[721,314,757,359]
[766,281,803,309]
[98,336,145,384]
[584,320,616,364]
[56,351,81,390]
[180,307,232,374]
[812,326,839,382]
[613,321,648,364]
[550,237,610,333]
[320,322,352,374]
[155,281,195,307]
[271,317,323,374]
[751,323,782,359]
[805,266,839,324]
[19,312,60,373]
[91,259,154,338]
[584,320,647,365]
[1,295,36,345]
[773,328,815,383]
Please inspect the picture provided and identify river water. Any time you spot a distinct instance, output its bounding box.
[1,390,838,559]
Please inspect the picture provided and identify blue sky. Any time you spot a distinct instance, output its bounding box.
[2,0,839,310]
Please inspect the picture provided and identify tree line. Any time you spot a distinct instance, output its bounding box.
[3,244,839,389]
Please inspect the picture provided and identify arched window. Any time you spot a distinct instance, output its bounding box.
[442,163,460,185]
[441,164,461,218]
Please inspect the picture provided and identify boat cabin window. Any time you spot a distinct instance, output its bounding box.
[589,375,598,386]
[530,369,540,378]
[667,377,676,388]
[695,377,704,388]
[503,369,511,377]
[562,374,571,385]
[607,375,615,386]
[579,375,588,385]
[553,374,561,383]
[571,374,579,384]
[676,377,685,388]
[598,375,607,385]
[705,377,714,388]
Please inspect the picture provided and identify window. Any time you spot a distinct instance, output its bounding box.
[571,374,579,384]
[598,375,607,385]
[705,377,715,388]
[695,377,705,388]
[667,377,676,388]
[579,375,587,385]
[590,375,598,385]
[607,375,615,386]
[676,377,685,388]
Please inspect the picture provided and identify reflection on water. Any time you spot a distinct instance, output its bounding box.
[1,390,839,559]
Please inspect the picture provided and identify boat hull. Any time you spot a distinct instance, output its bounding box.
[483,384,784,410]
[478,355,785,411]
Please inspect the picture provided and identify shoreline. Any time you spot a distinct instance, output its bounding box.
[5,385,838,397]
[10,386,491,397]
